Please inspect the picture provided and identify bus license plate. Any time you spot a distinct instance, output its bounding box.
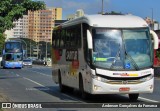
[119,87,130,92]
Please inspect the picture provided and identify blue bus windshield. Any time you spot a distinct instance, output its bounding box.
[5,42,22,53]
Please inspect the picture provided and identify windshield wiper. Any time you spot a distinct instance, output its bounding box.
[110,44,121,69]
[124,50,139,70]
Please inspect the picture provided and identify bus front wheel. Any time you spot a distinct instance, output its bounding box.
[129,94,139,101]
[79,74,89,99]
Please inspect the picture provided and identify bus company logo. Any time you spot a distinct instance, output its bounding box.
[113,73,138,77]
[113,73,129,76]
[122,81,128,84]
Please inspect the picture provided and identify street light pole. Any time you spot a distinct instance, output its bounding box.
[102,0,104,14]
[20,38,27,58]
[151,8,154,30]
[45,41,47,61]
[30,41,31,57]
[37,42,39,59]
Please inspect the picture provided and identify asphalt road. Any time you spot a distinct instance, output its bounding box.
[0,65,160,111]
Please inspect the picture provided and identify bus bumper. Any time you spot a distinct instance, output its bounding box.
[88,78,154,94]
[4,62,22,68]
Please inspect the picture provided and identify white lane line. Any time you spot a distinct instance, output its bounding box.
[24,69,52,77]
[138,97,159,103]
[32,70,52,77]
[23,77,83,102]
[23,77,46,87]
[124,94,159,103]
[16,74,20,77]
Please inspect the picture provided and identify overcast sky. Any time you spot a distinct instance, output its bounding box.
[39,0,160,22]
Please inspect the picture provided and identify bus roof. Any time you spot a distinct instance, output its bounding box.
[62,14,148,28]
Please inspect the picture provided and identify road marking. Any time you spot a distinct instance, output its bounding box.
[138,97,159,103]
[124,94,159,103]
[23,77,46,87]
[24,69,52,77]
[16,74,20,77]
[23,77,83,102]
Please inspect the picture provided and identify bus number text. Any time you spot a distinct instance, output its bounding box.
[66,50,78,61]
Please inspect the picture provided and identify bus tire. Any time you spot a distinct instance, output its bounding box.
[58,71,66,93]
[129,94,139,101]
[79,74,88,99]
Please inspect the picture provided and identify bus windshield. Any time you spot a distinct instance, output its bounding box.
[92,28,152,70]
[4,53,23,61]
[5,42,22,53]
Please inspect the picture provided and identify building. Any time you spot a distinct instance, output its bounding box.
[67,14,75,20]
[54,20,68,26]
[5,15,28,39]
[4,29,14,40]
[13,15,28,38]
[28,7,62,43]
[50,7,62,20]
[22,15,29,38]
[67,9,84,20]
[76,9,84,18]
[144,17,160,30]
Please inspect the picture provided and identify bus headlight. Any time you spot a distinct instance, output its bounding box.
[92,75,101,81]
[139,74,153,82]
[91,74,109,83]
[5,61,9,64]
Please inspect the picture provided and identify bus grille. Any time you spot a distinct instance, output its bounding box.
[106,80,142,84]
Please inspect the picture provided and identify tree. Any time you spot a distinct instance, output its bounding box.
[0,33,5,55]
[0,0,46,54]
[20,38,37,57]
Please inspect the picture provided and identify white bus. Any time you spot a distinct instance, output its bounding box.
[52,14,159,100]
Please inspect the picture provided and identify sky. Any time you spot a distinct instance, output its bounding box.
[39,0,160,22]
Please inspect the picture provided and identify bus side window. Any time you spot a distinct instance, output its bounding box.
[70,30,75,47]
[65,29,70,48]
[82,23,89,62]
[56,30,61,48]
[52,31,56,48]
[60,29,65,48]
[76,25,82,48]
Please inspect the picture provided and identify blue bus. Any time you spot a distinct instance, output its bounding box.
[1,40,23,69]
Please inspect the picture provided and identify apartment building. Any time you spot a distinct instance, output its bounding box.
[5,15,28,40]
[12,15,28,38]
[67,9,84,20]
[28,8,62,43]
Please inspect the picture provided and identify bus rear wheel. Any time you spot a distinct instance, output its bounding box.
[129,94,139,101]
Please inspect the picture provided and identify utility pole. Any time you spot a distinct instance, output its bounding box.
[151,8,154,30]
[102,0,104,14]
[45,41,47,61]
[37,42,39,59]
[19,38,27,58]
[30,40,31,57]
